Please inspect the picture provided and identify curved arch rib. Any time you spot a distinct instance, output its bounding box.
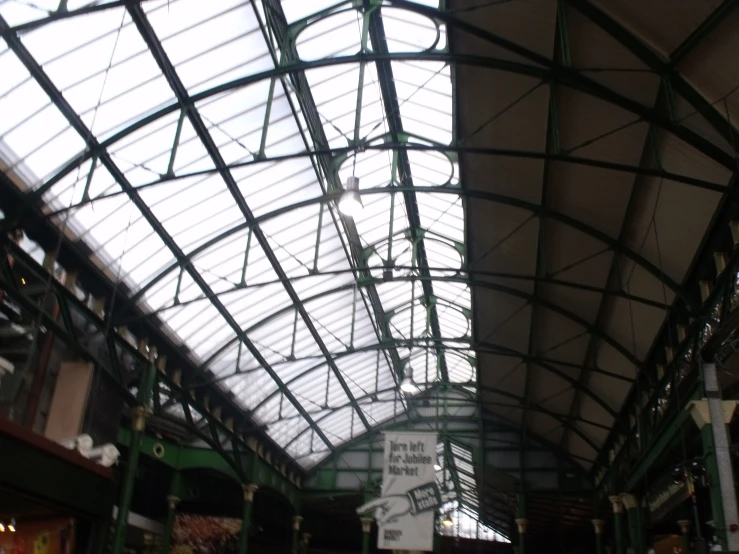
[114,185,694,311]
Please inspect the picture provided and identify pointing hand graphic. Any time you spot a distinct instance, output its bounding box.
[356,482,452,526]
[357,495,413,525]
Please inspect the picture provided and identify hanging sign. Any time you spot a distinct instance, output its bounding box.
[646,474,693,523]
[357,432,440,551]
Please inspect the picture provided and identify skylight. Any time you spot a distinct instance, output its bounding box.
[0,0,475,488]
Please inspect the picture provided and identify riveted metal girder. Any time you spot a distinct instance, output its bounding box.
[2,0,734,501]
[284,384,603,457]
[556,0,739,466]
[0,13,335,453]
[0,242,136,405]
[124,268,670,332]
[117,427,241,482]
[563,0,739,148]
[126,4,371,435]
[387,0,738,171]
[668,0,739,67]
[256,379,609,455]
[23,140,728,207]
[0,242,307,483]
[521,3,568,480]
[306,394,592,486]
[365,4,449,381]
[255,0,407,393]
[48,184,692,315]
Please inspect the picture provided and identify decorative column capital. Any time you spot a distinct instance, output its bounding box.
[515,518,528,534]
[677,519,691,535]
[166,495,180,510]
[608,495,624,514]
[292,515,303,531]
[592,519,605,535]
[131,405,151,432]
[243,483,259,503]
[621,493,638,510]
[360,517,373,534]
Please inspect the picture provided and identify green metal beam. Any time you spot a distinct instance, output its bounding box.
[308,394,592,480]
[24,141,727,210]
[563,0,739,149]
[151,274,640,382]
[390,0,737,170]
[365,2,449,381]
[126,267,671,333]
[239,326,621,421]
[72,184,696,317]
[668,0,739,67]
[0,242,308,488]
[117,427,241,481]
[559,92,668,451]
[0,12,336,454]
[625,401,693,491]
[0,246,136,404]
[253,0,408,401]
[3,234,618,460]
[522,4,566,478]
[4,240,606,477]
[127,3,371,436]
[117,427,300,508]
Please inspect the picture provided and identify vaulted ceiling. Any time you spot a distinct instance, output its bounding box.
[1,0,737,537]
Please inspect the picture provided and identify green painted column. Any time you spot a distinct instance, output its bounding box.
[89,518,110,554]
[515,519,528,554]
[161,472,182,554]
[677,520,691,554]
[609,496,625,554]
[360,517,373,554]
[622,494,643,554]
[111,362,156,554]
[516,492,527,554]
[592,519,605,554]
[698,363,739,550]
[161,495,180,554]
[239,484,258,554]
[701,422,727,548]
[292,515,303,554]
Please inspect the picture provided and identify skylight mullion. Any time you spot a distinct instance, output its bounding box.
[257,0,408,420]
[127,2,374,439]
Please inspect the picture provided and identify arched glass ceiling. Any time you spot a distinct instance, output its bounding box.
[0,0,473,469]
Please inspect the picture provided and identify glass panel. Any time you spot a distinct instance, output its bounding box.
[0,0,477,471]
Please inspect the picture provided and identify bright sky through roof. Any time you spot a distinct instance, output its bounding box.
[0,0,480,518]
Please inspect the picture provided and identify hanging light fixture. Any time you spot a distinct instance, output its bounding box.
[671,465,686,484]
[400,359,418,394]
[400,374,418,394]
[338,176,363,217]
[7,519,15,533]
[0,522,5,532]
[688,460,706,479]
[442,513,454,527]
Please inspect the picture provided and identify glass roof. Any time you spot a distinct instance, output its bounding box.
[0,0,474,471]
